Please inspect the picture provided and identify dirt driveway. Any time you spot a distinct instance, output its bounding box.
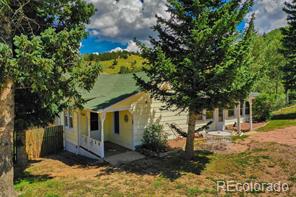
[225,126,296,153]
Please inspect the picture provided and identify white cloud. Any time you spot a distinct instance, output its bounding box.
[110,40,140,52]
[87,0,169,42]
[126,40,140,52]
[110,47,124,52]
[86,0,291,46]
[252,0,290,34]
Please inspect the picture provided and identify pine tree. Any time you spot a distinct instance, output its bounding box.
[0,1,100,196]
[282,0,296,103]
[135,0,255,159]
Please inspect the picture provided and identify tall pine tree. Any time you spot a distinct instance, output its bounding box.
[135,0,255,159]
[282,0,296,103]
[0,1,100,196]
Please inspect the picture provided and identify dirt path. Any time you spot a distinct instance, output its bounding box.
[225,126,296,153]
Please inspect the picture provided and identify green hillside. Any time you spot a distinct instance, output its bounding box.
[100,54,145,74]
[83,52,145,74]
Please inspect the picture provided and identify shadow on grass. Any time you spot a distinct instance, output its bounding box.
[14,171,53,186]
[44,151,106,168]
[99,150,213,181]
[272,113,296,120]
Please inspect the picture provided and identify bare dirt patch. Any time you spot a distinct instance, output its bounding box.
[225,126,296,153]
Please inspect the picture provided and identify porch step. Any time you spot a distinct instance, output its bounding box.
[104,151,145,166]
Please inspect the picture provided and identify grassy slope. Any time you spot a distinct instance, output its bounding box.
[257,105,296,132]
[98,54,145,74]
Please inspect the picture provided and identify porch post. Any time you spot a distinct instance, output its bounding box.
[242,101,246,117]
[249,98,253,131]
[77,111,80,155]
[214,108,219,130]
[100,112,106,158]
[87,111,90,137]
[223,109,227,131]
[237,102,241,134]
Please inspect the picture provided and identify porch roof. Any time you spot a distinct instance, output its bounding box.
[81,72,147,111]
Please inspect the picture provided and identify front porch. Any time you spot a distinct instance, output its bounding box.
[78,108,135,159]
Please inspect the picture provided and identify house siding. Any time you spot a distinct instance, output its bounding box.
[61,110,79,154]
[103,111,133,149]
[133,94,191,147]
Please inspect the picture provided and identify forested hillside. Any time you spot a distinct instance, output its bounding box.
[252,29,285,97]
[82,29,294,106]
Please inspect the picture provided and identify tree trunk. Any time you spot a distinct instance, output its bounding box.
[0,79,16,197]
[184,108,197,160]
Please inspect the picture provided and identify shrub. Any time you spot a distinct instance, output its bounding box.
[119,66,130,74]
[253,94,274,121]
[141,124,168,153]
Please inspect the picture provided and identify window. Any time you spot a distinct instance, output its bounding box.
[64,110,73,129]
[206,110,213,120]
[114,111,120,134]
[90,112,99,131]
[64,112,68,127]
[69,111,73,128]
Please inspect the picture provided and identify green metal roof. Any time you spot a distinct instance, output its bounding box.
[81,72,146,111]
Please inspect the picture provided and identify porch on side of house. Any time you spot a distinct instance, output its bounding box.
[78,109,135,159]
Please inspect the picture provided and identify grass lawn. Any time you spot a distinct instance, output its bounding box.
[15,141,296,197]
[257,105,296,132]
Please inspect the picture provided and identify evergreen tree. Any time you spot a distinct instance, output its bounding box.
[281,0,296,103]
[0,1,100,195]
[135,0,255,159]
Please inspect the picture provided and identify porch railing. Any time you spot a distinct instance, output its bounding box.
[80,135,102,157]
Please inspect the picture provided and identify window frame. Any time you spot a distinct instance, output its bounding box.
[64,109,73,129]
[90,112,100,131]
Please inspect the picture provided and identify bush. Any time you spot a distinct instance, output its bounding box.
[119,66,130,74]
[253,94,274,121]
[141,124,168,153]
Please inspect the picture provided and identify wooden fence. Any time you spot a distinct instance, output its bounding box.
[23,125,63,160]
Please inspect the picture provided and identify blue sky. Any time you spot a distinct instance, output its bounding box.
[80,0,289,54]
[80,36,127,54]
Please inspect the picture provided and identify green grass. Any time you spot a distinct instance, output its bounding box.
[15,174,64,197]
[257,119,296,132]
[231,135,249,142]
[257,105,296,132]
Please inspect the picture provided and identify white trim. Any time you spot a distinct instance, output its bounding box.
[100,112,106,158]
[105,106,131,113]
